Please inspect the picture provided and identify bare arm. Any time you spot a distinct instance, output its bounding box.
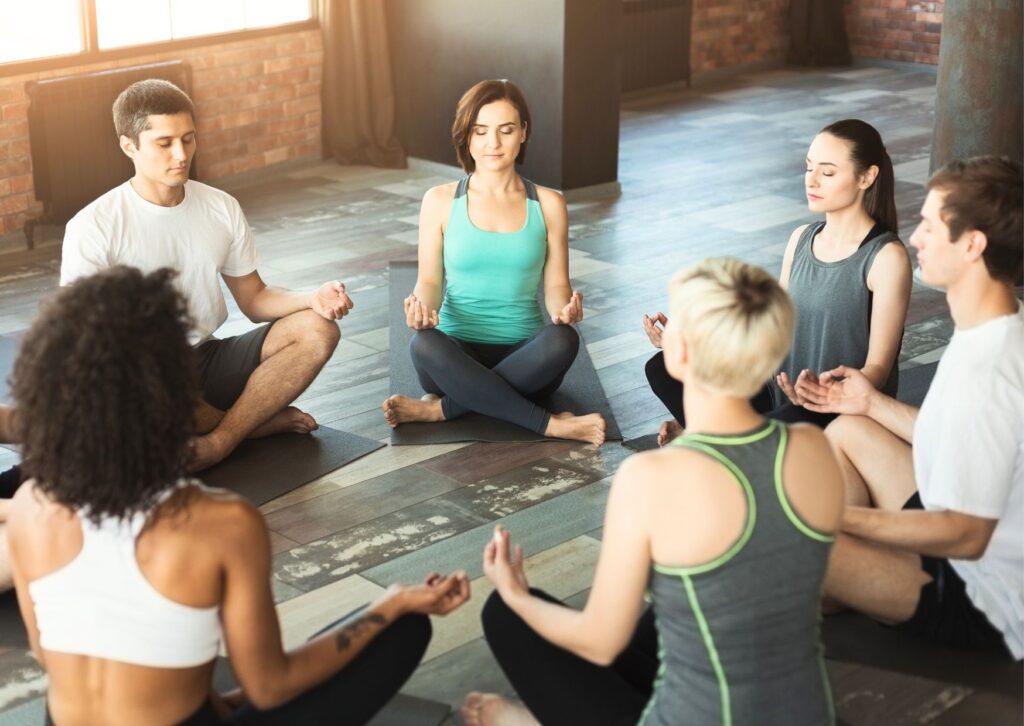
[6,484,45,665]
[0,406,17,444]
[842,506,997,560]
[538,188,576,320]
[778,224,808,290]
[487,460,651,665]
[222,271,353,324]
[860,242,912,389]
[411,185,452,313]
[221,503,468,709]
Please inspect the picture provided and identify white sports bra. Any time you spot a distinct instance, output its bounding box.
[28,481,222,668]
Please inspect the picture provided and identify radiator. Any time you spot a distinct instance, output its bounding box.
[26,60,193,241]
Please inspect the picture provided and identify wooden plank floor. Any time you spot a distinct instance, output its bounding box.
[0,63,1016,724]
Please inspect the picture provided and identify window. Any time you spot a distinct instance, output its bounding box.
[0,0,312,67]
[0,0,83,64]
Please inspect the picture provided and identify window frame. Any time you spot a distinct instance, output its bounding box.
[0,0,316,78]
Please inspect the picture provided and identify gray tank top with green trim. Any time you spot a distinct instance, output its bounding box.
[773,221,900,405]
[640,420,834,726]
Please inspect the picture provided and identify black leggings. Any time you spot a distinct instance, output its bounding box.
[410,326,580,434]
[644,352,837,429]
[482,589,659,726]
[46,612,431,726]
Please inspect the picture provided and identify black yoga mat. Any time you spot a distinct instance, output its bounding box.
[622,433,658,452]
[823,611,1023,699]
[387,261,621,445]
[200,426,383,506]
[0,589,26,648]
[896,361,939,408]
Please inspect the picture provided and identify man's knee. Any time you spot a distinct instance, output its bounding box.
[290,310,340,360]
[824,414,875,452]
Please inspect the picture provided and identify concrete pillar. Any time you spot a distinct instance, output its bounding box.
[931,0,1023,172]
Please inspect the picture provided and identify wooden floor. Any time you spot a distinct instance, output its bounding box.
[0,63,1017,724]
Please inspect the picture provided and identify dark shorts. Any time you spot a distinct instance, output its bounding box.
[0,464,20,499]
[195,324,273,411]
[898,493,1011,655]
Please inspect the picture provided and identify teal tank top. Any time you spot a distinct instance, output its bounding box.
[437,176,548,344]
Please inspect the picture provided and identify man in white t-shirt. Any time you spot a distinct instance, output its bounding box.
[793,156,1023,660]
[62,80,352,471]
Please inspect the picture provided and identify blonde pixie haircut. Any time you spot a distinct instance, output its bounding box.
[668,258,795,398]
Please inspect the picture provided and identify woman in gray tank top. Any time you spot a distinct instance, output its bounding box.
[645,119,912,446]
[462,259,845,726]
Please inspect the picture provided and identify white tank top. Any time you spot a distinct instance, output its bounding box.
[28,481,222,668]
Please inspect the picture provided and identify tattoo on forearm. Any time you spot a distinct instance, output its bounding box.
[334,612,387,652]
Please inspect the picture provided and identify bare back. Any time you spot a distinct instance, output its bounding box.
[6,482,246,726]
[645,422,844,568]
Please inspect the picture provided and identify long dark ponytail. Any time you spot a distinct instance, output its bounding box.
[820,119,898,234]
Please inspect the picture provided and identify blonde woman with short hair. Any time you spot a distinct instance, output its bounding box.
[462,258,845,726]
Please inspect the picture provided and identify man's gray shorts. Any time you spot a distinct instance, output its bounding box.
[195,323,273,411]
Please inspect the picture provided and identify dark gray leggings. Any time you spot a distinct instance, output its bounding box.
[409,326,580,434]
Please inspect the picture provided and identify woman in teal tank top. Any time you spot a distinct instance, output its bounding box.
[382,80,606,446]
[462,259,845,726]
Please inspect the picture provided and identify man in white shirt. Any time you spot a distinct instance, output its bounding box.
[62,80,352,470]
[795,156,1023,660]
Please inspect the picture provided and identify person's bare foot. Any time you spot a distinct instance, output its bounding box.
[382,394,445,428]
[461,692,539,726]
[657,419,683,447]
[249,406,318,438]
[545,411,606,447]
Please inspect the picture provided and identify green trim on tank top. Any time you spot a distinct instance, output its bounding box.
[818,647,836,724]
[638,619,669,726]
[772,425,835,543]
[679,419,777,446]
[685,574,732,726]
[652,439,757,577]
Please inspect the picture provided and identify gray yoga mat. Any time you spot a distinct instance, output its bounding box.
[200,426,383,506]
[387,260,621,445]
[0,333,20,406]
[823,611,1023,699]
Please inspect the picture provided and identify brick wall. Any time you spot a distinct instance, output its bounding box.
[0,28,322,238]
[690,0,790,76]
[845,0,944,64]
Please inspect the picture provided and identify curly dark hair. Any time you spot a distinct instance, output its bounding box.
[12,267,197,523]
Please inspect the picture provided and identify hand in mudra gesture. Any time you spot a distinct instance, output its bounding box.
[404,294,439,330]
[311,280,355,320]
[552,290,584,325]
[642,312,668,349]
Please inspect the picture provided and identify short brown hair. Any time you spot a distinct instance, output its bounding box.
[928,156,1023,285]
[451,80,531,173]
[113,79,195,146]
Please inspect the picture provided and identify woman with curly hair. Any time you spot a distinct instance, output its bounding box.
[5,266,469,726]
